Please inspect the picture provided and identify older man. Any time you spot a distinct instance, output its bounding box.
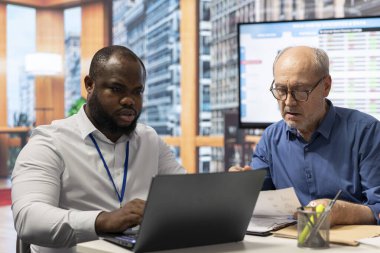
[232,46,380,226]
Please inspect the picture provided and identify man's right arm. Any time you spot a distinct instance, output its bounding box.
[95,199,145,234]
[11,130,100,247]
[229,131,275,190]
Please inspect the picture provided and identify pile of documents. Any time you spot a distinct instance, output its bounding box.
[247,187,300,236]
[248,187,380,247]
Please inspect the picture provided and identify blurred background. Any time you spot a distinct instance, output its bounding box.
[0,0,379,178]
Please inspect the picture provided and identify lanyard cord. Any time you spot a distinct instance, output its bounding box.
[89,133,129,208]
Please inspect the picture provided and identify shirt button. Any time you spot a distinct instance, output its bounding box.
[305,147,309,152]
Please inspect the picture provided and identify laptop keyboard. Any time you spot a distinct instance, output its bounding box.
[103,234,137,249]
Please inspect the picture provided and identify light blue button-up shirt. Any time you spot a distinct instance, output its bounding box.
[252,100,380,224]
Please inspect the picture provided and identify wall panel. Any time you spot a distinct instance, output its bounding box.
[0,3,8,176]
[35,8,65,125]
[0,3,6,126]
[80,0,111,97]
[180,0,198,173]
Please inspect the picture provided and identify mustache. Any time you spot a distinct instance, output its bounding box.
[116,106,137,114]
[284,107,300,114]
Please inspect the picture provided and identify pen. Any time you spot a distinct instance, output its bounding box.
[304,189,342,244]
[298,204,325,244]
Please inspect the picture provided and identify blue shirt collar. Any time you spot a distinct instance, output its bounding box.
[286,99,335,141]
[316,99,335,140]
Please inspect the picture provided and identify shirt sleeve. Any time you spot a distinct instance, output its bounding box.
[358,121,380,225]
[11,127,102,247]
[250,129,271,170]
[249,130,275,191]
[157,137,186,174]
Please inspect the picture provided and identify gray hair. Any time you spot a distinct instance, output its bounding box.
[272,46,330,76]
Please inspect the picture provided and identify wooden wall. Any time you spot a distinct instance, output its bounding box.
[0,0,112,176]
[0,3,7,127]
[80,0,112,98]
[0,3,8,177]
[179,0,198,173]
[35,8,65,125]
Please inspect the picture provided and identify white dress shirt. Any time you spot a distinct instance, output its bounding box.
[11,106,185,253]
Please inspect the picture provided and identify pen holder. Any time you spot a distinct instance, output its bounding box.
[297,207,330,248]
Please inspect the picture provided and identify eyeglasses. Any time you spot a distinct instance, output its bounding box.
[269,76,325,102]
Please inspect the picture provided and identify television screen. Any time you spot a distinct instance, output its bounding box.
[238,16,380,128]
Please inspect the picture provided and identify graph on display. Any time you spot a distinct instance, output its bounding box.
[238,16,380,128]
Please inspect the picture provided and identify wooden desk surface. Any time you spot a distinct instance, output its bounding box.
[77,234,379,253]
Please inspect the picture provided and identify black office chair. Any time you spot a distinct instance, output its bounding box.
[16,236,31,253]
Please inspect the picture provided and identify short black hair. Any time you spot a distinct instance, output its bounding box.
[89,45,146,81]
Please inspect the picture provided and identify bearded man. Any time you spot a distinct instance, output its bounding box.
[12,45,185,253]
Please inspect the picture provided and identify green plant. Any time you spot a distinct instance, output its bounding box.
[68,97,86,116]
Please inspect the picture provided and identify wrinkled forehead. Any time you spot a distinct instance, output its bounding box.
[274,61,319,85]
[272,80,311,89]
[275,47,319,74]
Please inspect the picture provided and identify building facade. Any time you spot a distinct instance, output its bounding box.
[64,34,81,116]
[198,0,212,172]
[113,0,181,136]
[112,0,213,171]
[18,70,35,126]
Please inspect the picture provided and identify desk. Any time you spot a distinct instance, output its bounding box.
[77,235,379,253]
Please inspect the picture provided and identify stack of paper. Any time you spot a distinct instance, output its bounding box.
[247,187,301,236]
[358,236,380,247]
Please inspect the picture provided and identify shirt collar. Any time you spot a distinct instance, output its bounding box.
[286,126,297,140]
[286,99,336,141]
[315,99,335,140]
[76,105,137,143]
[77,105,97,140]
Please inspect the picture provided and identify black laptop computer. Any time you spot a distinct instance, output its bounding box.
[102,170,266,253]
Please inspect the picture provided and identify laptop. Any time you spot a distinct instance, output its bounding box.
[102,170,266,253]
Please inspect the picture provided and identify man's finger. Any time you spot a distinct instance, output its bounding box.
[228,166,242,172]
[242,165,252,171]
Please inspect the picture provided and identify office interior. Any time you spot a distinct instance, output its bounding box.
[0,0,379,252]
[0,0,379,177]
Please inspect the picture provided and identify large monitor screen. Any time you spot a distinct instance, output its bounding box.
[238,16,380,128]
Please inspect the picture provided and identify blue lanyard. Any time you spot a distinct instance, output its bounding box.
[89,133,129,208]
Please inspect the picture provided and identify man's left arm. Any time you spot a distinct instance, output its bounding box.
[312,121,380,226]
[309,199,376,226]
[357,120,380,225]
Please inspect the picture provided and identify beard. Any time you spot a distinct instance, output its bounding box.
[87,91,140,137]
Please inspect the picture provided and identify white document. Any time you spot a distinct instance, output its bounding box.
[247,187,301,235]
[357,237,380,247]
